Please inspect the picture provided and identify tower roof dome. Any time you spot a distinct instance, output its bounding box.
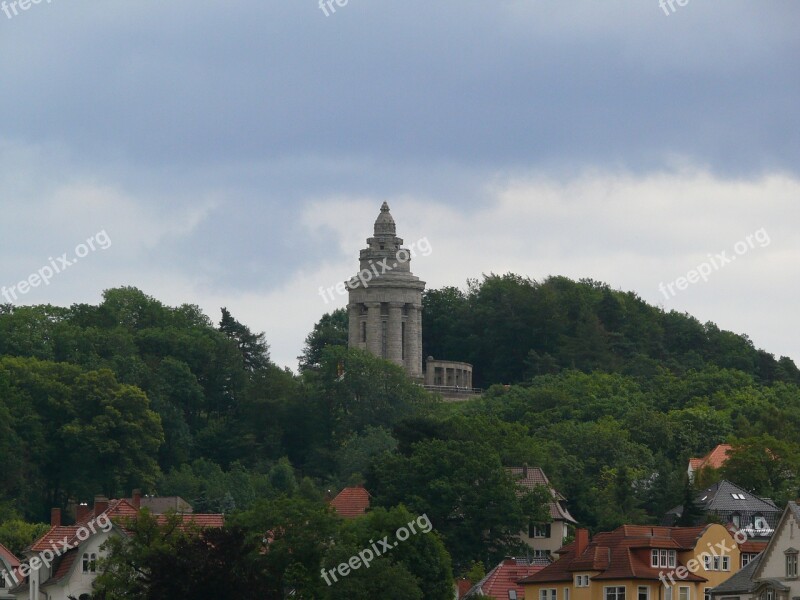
[374,202,396,236]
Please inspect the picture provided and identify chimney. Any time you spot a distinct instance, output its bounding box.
[575,528,590,556]
[76,503,90,522]
[93,495,109,517]
[132,489,141,509]
[50,508,61,527]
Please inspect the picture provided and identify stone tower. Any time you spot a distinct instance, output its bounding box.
[347,202,425,378]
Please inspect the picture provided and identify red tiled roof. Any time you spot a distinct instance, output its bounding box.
[740,540,768,553]
[689,444,733,472]
[507,467,578,524]
[521,525,712,585]
[158,514,225,529]
[0,542,22,584]
[29,498,223,553]
[330,486,371,518]
[457,578,473,598]
[466,558,545,598]
[41,548,79,586]
[0,542,20,569]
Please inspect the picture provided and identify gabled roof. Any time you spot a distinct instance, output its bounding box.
[330,486,371,519]
[752,502,800,582]
[0,542,21,569]
[710,553,762,595]
[29,499,138,552]
[666,480,780,520]
[689,444,733,472]
[507,467,578,524]
[28,498,223,555]
[41,548,80,587]
[464,557,547,599]
[0,542,22,587]
[520,525,715,585]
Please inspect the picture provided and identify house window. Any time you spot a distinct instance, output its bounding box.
[510,592,518,600]
[82,552,97,573]
[754,515,768,532]
[786,551,798,578]
[575,575,590,587]
[742,553,758,567]
[704,589,711,600]
[679,586,690,600]
[531,523,552,538]
[605,587,626,600]
[713,556,721,570]
[639,586,650,600]
[652,550,676,568]
[664,588,672,600]
[732,513,741,528]
[534,549,551,559]
[541,589,557,600]
[564,588,570,600]
[722,556,730,571]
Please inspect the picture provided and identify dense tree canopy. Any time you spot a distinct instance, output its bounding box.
[1,276,799,590]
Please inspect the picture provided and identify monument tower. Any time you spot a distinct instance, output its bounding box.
[347,202,425,378]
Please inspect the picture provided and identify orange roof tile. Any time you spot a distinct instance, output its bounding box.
[330,486,371,518]
[521,525,712,585]
[465,558,546,598]
[689,444,733,472]
[29,498,223,554]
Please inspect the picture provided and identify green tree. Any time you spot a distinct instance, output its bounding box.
[321,505,454,600]
[720,435,800,503]
[219,307,271,371]
[298,308,348,372]
[95,510,268,599]
[369,439,545,568]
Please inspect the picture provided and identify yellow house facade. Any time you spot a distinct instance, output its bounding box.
[521,525,742,600]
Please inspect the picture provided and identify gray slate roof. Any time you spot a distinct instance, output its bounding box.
[710,553,762,595]
[666,480,779,518]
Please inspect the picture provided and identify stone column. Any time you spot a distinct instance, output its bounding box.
[365,302,383,357]
[347,303,361,348]
[387,302,404,366]
[406,303,422,377]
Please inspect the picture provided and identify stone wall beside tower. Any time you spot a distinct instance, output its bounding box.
[347,202,425,379]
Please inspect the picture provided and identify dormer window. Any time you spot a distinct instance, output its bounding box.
[651,549,676,568]
[754,514,768,532]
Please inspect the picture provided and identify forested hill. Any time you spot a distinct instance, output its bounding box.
[421,274,800,387]
[2,278,799,572]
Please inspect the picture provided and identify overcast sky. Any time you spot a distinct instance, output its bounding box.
[1,1,798,370]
